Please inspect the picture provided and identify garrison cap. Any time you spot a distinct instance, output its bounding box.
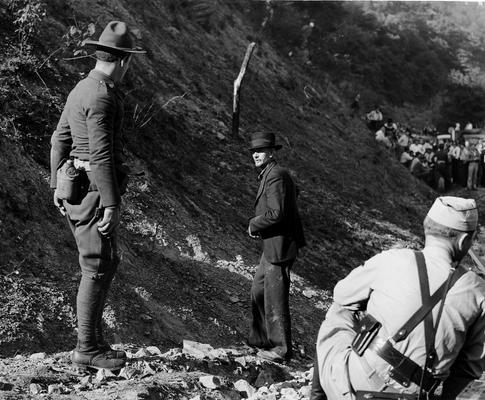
[427,196,478,232]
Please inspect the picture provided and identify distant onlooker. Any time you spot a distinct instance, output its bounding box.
[423,141,433,152]
[409,139,420,155]
[400,149,413,168]
[435,144,450,190]
[467,143,480,190]
[375,128,392,149]
[397,131,409,149]
[410,153,432,184]
[479,140,485,187]
[366,106,383,131]
[459,142,470,187]
[465,122,473,131]
[449,141,461,184]
[448,125,456,141]
[383,118,397,139]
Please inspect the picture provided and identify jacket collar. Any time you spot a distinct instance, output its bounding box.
[88,69,117,89]
[258,159,277,181]
[255,160,277,206]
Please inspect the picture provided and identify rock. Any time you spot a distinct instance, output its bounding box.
[199,375,222,389]
[299,385,312,398]
[208,348,230,363]
[229,296,239,303]
[47,384,61,395]
[29,352,47,360]
[280,387,299,400]
[142,361,157,376]
[95,368,117,382]
[217,132,227,141]
[254,367,282,388]
[146,346,162,356]
[29,383,42,395]
[219,389,241,400]
[134,348,151,358]
[161,348,182,359]
[234,356,247,367]
[183,340,214,359]
[234,379,256,398]
[303,368,313,381]
[302,289,317,298]
[79,376,91,385]
[118,366,136,380]
[272,381,297,390]
[140,313,153,322]
[258,394,277,400]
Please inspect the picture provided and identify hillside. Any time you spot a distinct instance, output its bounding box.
[0,0,457,392]
[0,0,439,356]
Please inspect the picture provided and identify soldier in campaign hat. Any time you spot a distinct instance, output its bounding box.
[246,131,306,362]
[311,196,485,399]
[50,21,145,370]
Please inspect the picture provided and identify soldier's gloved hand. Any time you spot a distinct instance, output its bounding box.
[97,206,120,237]
[53,190,66,216]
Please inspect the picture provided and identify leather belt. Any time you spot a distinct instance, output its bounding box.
[366,337,440,394]
[74,158,91,171]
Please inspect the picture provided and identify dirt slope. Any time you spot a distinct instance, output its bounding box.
[0,0,437,364]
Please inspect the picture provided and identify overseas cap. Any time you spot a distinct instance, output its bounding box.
[427,196,478,231]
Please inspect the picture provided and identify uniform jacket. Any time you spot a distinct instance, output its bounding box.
[249,160,305,263]
[333,247,485,393]
[50,69,125,207]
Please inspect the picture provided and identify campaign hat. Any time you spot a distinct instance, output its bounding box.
[249,131,283,151]
[84,21,146,54]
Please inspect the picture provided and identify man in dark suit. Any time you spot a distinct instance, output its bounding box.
[247,131,305,362]
[50,21,145,370]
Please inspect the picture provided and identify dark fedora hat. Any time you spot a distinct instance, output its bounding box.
[249,131,283,151]
[84,21,146,54]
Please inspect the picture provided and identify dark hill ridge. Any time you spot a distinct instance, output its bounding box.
[0,0,435,361]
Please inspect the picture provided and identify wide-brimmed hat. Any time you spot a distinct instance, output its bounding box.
[84,21,146,54]
[249,131,283,151]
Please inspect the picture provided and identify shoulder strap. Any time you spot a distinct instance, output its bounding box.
[415,252,435,356]
[392,252,466,343]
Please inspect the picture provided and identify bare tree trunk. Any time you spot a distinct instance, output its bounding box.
[232,42,256,137]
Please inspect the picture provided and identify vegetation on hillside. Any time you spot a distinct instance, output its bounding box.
[247,1,485,130]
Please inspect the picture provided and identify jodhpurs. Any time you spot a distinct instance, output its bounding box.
[65,191,119,354]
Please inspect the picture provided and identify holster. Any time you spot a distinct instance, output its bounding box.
[351,313,382,356]
[56,159,88,203]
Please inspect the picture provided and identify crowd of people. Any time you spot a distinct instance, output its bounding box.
[366,106,485,192]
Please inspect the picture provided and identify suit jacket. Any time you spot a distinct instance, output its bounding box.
[249,160,305,263]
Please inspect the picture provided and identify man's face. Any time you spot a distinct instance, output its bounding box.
[252,147,273,168]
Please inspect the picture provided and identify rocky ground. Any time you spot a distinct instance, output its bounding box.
[0,340,315,400]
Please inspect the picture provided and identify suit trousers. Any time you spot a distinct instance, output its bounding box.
[248,254,294,359]
[65,191,119,354]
